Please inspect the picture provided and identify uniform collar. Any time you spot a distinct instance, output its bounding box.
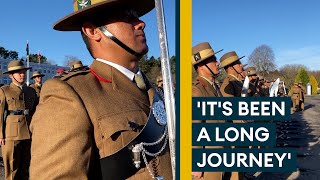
[12,82,24,90]
[228,74,241,81]
[96,58,142,81]
[199,76,213,85]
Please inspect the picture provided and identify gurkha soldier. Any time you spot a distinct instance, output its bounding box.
[246,66,260,97]
[30,0,172,179]
[29,71,45,98]
[298,82,305,111]
[220,51,246,98]
[156,75,164,91]
[192,42,226,180]
[192,43,242,180]
[69,60,88,72]
[0,60,37,180]
[289,83,302,112]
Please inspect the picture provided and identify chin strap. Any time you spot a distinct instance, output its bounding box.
[204,64,219,78]
[98,26,143,57]
[232,66,245,79]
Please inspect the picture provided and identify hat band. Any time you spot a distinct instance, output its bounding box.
[192,49,215,64]
[221,55,240,68]
[7,66,28,72]
[73,64,83,69]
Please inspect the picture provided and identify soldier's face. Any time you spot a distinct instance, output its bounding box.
[232,61,244,74]
[10,70,26,84]
[205,57,220,75]
[102,10,148,56]
[34,76,42,83]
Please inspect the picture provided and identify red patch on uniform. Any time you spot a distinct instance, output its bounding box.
[89,68,112,83]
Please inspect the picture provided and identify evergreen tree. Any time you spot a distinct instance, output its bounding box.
[309,75,319,94]
[295,68,309,86]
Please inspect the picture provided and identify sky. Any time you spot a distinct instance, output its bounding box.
[0,0,175,66]
[193,0,320,71]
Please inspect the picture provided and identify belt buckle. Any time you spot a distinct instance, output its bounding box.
[24,109,29,115]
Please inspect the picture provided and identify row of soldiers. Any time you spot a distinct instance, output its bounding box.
[190,42,290,180]
[0,60,89,179]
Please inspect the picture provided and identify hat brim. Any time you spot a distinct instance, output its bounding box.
[53,0,155,31]
[3,67,31,74]
[31,74,45,79]
[221,56,245,68]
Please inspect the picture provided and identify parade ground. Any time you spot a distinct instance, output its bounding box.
[1,95,320,179]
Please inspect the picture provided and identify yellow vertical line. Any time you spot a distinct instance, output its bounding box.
[180,0,192,178]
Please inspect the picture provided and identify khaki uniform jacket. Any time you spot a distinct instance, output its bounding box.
[29,83,41,97]
[220,74,243,97]
[0,83,37,140]
[30,60,172,179]
[192,76,226,180]
[290,85,302,100]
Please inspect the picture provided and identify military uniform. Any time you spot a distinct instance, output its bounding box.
[29,71,45,98]
[298,83,305,111]
[30,60,172,179]
[289,84,302,112]
[0,60,37,180]
[193,76,227,180]
[220,74,243,97]
[29,83,41,97]
[192,42,236,180]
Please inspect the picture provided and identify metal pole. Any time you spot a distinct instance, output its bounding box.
[154,0,176,179]
[27,55,30,86]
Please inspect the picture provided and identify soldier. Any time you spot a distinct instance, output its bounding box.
[298,82,305,111]
[156,75,163,90]
[0,60,37,180]
[192,42,225,179]
[219,51,245,97]
[29,71,45,97]
[289,83,302,112]
[69,60,88,72]
[246,66,260,97]
[30,0,172,179]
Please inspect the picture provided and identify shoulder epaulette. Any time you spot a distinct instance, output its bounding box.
[0,84,10,90]
[60,69,90,81]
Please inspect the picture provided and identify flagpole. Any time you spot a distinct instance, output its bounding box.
[38,50,41,65]
[26,40,30,86]
[154,0,176,179]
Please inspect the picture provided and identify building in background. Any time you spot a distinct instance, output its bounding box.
[0,58,67,85]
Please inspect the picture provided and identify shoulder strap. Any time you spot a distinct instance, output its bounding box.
[60,69,90,81]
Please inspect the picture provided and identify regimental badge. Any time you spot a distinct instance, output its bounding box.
[77,0,91,10]
[152,100,167,126]
[194,52,201,61]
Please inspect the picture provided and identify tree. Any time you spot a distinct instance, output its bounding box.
[295,67,309,86]
[0,47,19,60]
[248,44,276,76]
[309,75,318,94]
[279,64,307,88]
[8,50,19,59]
[0,46,10,59]
[64,55,82,67]
[28,53,47,63]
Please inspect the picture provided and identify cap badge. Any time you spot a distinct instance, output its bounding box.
[77,0,91,9]
[194,52,201,61]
